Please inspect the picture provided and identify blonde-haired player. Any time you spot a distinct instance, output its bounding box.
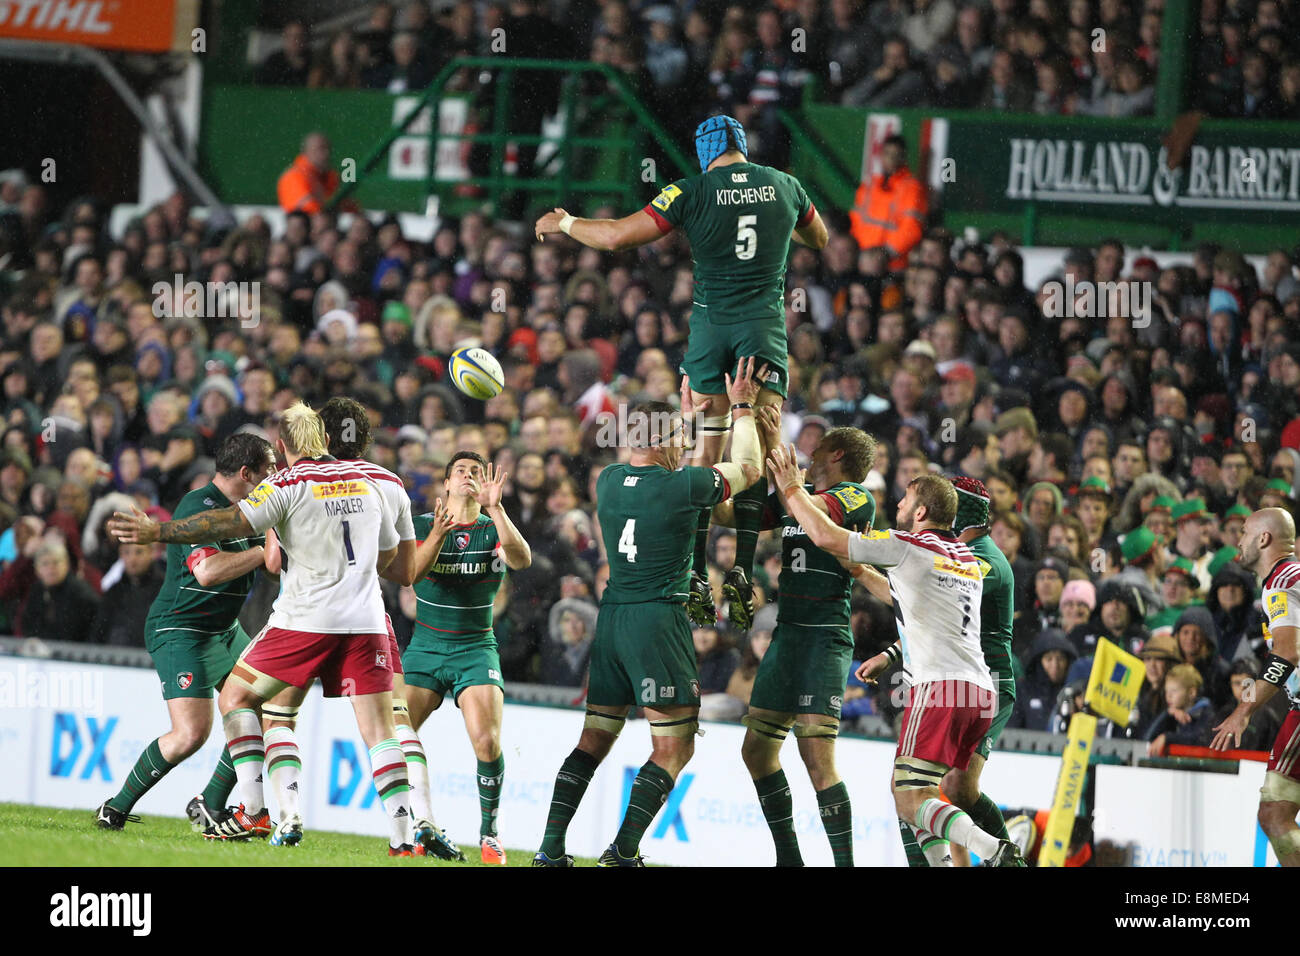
[110,402,424,856]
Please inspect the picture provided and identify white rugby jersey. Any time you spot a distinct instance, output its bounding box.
[847,527,993,692]
[238,457,404,633]
[1260,556,1300,706]
[344,458,416,543]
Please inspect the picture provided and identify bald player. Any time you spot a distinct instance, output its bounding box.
[1212,507,1300,867]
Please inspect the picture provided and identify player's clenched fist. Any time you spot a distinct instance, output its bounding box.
[534,207,571,241]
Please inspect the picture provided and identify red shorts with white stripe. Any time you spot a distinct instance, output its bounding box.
[385,613,403,676]
[1267,709,1300,782]
[241,627,393,698]
[896,680,994,771]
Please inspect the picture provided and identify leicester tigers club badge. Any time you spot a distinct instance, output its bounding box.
[176,672,193,690]
[455,531,471,550]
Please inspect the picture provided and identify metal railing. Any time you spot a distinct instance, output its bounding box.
[329,57,695,217]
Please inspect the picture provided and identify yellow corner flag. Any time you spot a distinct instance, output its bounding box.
[1040,639,1145,867]
[1085,638,1146,725]
[1040,712,1096,867]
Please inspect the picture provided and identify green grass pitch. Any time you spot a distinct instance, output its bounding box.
[0,802,597,867]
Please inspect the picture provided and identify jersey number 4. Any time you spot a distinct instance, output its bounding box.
[735,215,757,261]
[618,519,638,563]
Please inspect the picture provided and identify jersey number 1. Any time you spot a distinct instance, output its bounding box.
[618,519,638,563]
[342,519,356,566]
[735,215,757,261]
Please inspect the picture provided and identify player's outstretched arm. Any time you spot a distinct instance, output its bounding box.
[477,463,531,570]
[534,207,664,253]
[846,561,892,604]
[193,546,269,588]
[380,538,419,587]
[767,443,850,559]
[1211,623,1298,750]
[109,504,253,546]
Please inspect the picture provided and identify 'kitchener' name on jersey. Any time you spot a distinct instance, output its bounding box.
[716,184,778,205]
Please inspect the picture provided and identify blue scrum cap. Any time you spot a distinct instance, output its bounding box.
[694,115,747,170]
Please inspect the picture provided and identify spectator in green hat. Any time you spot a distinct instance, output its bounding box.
[1220,504,1250,549]
[1116,524,1166,614]
[381,300,418,367]
[1260,477,1295,511]
[1074,475,1113,553]
[1142,493,1179,544]
[1170,497,1213,590]
[1146,558,1202,633]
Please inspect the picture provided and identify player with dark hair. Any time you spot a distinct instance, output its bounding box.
[856,476,1017,865]
[95,433,275,832]
[768,448,1023,867]
[717,424,877,866]
[535,115,828,631]
[1212,507,1300,867]
[534,359,769,867]
[401,449,532,864]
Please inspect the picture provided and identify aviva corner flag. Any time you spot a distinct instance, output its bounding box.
[1086,638,1145,726]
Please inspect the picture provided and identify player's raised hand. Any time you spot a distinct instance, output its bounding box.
[534,207,570,242]
[755,403,782,448]
[679,374,695,417]
[767,441,801,491]
[725,356,769,406]
[475,463,507,510]
[1210,705,1250,751]
[108,506,160,545]
[431,497,455,539]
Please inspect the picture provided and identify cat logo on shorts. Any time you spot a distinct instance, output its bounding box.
[455,531,471,550]
[375,651,387,667]
[690,679,700,698]
[176,672,193,690]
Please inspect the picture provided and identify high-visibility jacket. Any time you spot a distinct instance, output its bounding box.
[849,165,927,270]
[277,154,340,214]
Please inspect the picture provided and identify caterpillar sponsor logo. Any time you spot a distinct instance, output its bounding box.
[313,480,370,499]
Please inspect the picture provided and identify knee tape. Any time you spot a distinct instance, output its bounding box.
[650,716,700,738]
[893,756,947,791]
[742,714,791,741]
[231,665,289,703]
[584,709,627,736]
[1272,827,1300,858]
[392,697,410,724]
[1261,769,1300,806]
[698,412,732,435]
[793,721,839,740]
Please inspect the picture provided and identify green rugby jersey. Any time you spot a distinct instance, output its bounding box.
[765,482,875,629]
[144,482,264,644]
[644,162,813,326]
[598,463,729,605]
[968,532,1016,687]
[412,512,503,641]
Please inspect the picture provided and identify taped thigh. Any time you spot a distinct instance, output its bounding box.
[651,716,700,738]
[742,714,792,742]
[793,720,839,741]
[584,709,627,737]
[1261,769,1300,806]
[893,755,948,791]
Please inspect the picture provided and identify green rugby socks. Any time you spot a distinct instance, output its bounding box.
[754,770,803,866]
[108,738,174,813]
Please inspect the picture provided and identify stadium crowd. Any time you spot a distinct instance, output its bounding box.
[252,0,1300,134]
[3,162,1300,751]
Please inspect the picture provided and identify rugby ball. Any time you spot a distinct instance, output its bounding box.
[448,347,504,400]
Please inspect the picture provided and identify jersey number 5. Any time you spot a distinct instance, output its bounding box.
[618,519,638,563]
[735,215,757,261]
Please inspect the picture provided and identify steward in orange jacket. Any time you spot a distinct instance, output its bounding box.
[849,134,926,270]
[277,131,357,214]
